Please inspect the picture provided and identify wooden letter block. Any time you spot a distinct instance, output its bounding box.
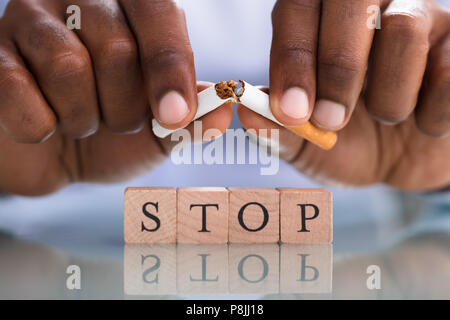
[177,187,229,243]
[228,188,279,243]
[177,244,228,294]
[124,244,176,295]
[280,244,333,293]
[279,188,332,243]
[228,244,279,294]
[124,187,176,243]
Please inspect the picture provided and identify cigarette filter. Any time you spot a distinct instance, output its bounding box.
[239,81,338,150]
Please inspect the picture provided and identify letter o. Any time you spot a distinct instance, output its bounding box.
[238,202,269,232]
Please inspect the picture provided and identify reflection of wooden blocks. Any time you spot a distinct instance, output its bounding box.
[177,244,228,294]
[177,188,229,243]
[124,187,177,243]
[228,188,279,243]
[280,244,332,293]
[228,244,279,293]
[279,188,332,243]
[124,244,176,295]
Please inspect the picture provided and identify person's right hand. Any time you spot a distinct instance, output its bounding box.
[0,0,233,196]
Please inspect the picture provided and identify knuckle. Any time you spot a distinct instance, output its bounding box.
[145,0,179,13]
[18,115,56,144]
[0,69,29,93]
[275,41,315,68]
[126,0,179,19]
[417,117,450,138]
[46,51,91,84]
[420,128,450,139]
[273,0,320,13]
[272,0,320,22]
[433,66,450,87]
[284,0,321,10]
[96,39,138,71]
[318,51,363,85]
[148,0,176,14]
[103,99,148,134]
[368,105,410,124]
[382,13,429,42]
[105,117,146,134]
[58,108,99,139]
[5,0,30,13]
[25,14,71,46]
[142,46,193,71]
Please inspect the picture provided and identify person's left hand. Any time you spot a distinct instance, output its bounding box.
[266,0,450,134]
[238,0,450,191]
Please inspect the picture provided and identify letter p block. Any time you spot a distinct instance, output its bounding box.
[279,188,333,243]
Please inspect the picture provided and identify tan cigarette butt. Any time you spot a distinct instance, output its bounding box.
[238,81,338,150]
[286,122,337,151]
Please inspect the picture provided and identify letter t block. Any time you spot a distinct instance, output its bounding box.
[279,188,333,243]
[177,187,229,243]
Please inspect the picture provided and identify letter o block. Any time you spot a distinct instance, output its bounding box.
[279,188,333,243]
[124,187,177,243]
[228,188,279,243]
[177,187,229,243]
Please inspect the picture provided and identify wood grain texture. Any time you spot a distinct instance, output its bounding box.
[228,188,279,243]
[177,244,228,293]
[280,244,333,293]
[279,188,333,243]
[124,244,176,295]
[177,187,229,243]
[124,187,177,243]
[228,244,279,293]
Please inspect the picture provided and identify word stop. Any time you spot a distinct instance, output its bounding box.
[124,187,332,244]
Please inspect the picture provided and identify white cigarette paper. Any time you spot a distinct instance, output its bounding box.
[152,86,234,138]
[238,81,284,126]
[152,80,336,151]
[152,81,281,139]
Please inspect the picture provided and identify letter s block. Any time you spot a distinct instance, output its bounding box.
[124,187,177,243]
[228,188,280,243]
[279,188,333,243]
[177,187,229,243]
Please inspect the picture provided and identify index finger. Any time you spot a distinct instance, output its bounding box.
[270,0,321,126]
[119,0,197,130]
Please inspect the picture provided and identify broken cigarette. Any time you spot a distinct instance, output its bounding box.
[238,81,338,150]
[151,80,338,150]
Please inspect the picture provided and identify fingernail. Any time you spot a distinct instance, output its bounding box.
[280,87,309,119]
[158,91,189,125]
[312,99,346,128]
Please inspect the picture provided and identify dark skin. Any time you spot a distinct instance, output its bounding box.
[0,0,233,196]
[239,0,450,192]
[0,0,449,196]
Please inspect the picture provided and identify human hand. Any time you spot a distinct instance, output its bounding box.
[0,0,233,195]
[238,0,450,191]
